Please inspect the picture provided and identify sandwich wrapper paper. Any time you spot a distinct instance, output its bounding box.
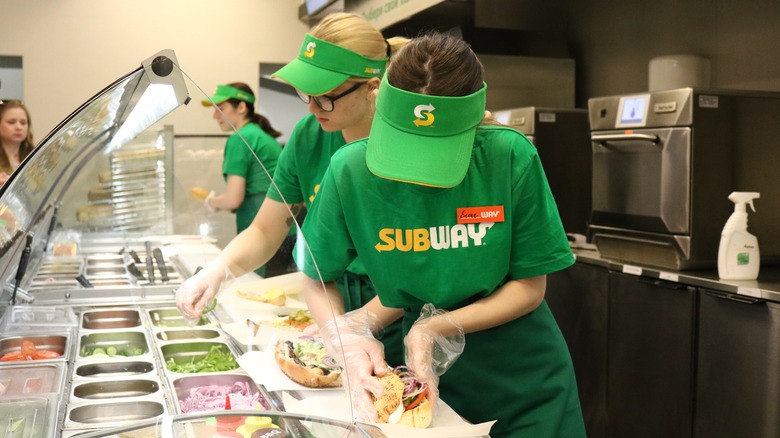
[238,351,495,436]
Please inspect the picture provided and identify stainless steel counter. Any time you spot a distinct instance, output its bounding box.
[574,248,780,303]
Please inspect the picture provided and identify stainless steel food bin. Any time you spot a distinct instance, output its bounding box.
[171,373,269,414]
[77,330,150,361]
[75,360,156,379]
[70,377,162,402]
[0,332,71,364]
[156,328,221,341]
[148,307,212,329]
[64,399,168,430]
[159,341,240,375]
[80,308,142,330]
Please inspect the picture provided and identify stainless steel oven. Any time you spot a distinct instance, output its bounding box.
[587,88,780,270]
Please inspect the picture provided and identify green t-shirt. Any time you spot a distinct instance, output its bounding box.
[222,122,282,195]
[266,113,368,276]
[301,125,574,308]
[267,113,346,208]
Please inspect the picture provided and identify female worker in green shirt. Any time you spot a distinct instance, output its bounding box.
[176,14,409,366]
[300,33,587,437]
[195,82,283,276]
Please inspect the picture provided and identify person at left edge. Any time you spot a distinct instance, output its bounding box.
[0,99,35,187]
[196,83,285,277]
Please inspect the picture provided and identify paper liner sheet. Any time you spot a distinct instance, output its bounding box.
[282,391,495,437]
[237,350,343,393]
[218,271,308,321]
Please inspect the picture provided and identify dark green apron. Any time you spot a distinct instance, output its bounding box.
[403,300,586,437]
[336,271,405,367]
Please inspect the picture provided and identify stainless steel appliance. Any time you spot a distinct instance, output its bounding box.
[493,107,592,235]
[588,88,780,270]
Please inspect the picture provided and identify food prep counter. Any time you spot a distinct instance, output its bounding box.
[0,301,363,437]
[0,292,431,437]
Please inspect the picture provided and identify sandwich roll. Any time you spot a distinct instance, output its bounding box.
[372,366,433,428]
[273,337,342,388]
[190,186,210,201]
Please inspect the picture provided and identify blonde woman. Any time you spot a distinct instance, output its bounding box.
[176,13,409,366]
[0,100,34,186]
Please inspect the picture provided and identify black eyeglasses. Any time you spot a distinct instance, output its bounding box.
[296,82,365,112]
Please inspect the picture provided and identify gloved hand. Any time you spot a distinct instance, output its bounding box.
[320,308,388,422]
[203,191,218,213]
[404,303,465,415]
[175,261,234,322]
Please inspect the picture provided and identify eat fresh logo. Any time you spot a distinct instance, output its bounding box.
[457,206,505,224]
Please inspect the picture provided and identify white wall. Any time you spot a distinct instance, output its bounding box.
[0,0,309,137]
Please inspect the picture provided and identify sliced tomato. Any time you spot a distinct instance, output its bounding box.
[33,350,61,359]
[404,387,428,411]
[20,341,37,357]
[0,352,23,361]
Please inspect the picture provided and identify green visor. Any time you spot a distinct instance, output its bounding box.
[201,84,255,107]
[272,34,388,96]
[367,76,487,188]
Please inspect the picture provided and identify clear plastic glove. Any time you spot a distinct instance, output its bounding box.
[204,190,218,213]
[320,308,388,422]
[404,303,465,414]
[175,261,234,322]
[301,323,320,337]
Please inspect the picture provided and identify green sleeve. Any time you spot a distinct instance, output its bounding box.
[300,166,356,282]
[268,125,304,205]
[508,136,574,279]
[222,134,251,178]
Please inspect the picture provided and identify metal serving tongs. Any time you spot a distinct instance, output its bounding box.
[120,247,146,282]
[153,248,170,283]
[145,241,155,285]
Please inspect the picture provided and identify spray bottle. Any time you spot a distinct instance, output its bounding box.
[717,191,761,280]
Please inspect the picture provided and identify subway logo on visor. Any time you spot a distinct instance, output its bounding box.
[457,206,505,224]
[364,67,382,74]
[304,42,316,58]
[413,104,435,127]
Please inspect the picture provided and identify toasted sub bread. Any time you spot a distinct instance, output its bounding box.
[190,187,210,201]
[373,368,433,428]
[374,372,405,423]
[237,288,286,306]
[399,398,433,428]
[274,339,342,388]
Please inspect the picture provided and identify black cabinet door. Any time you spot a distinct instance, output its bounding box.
[607,272,696,438]
[547,262,609,438]
[695,289,780,438]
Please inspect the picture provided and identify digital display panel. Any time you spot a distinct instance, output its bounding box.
[616,94,651,128]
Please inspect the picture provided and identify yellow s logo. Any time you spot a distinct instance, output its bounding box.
[308,184,320,203]
[413,104,435,127]
[304,42,316,58]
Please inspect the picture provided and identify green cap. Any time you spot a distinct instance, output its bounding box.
[367,76,487,188]
[201,85,255,107]
[271,34,388,96]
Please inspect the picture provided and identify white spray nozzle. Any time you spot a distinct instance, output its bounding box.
[728,191,760,213]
